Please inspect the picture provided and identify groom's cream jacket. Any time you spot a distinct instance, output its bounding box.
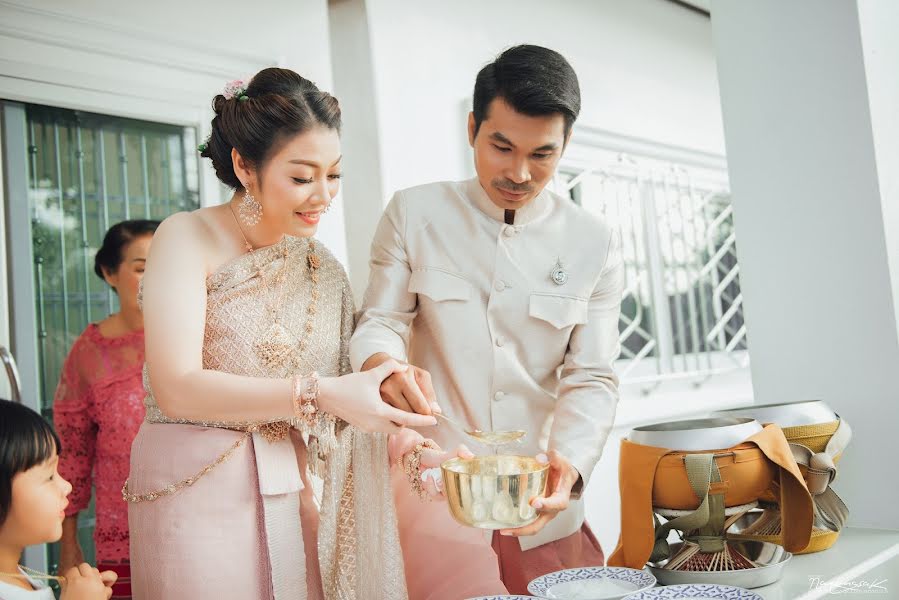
[350,177,624,550]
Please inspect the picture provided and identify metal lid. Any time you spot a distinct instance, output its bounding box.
[629,417,763,451]
[713,400,837,427]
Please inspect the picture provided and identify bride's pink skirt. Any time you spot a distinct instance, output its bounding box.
[127,422,322,600]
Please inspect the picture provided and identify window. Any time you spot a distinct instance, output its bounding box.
[559,142,747,386]
[25,104,199,407]
[9,103,200,568]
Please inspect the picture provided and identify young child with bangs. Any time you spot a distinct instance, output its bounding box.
[0,399,117,599]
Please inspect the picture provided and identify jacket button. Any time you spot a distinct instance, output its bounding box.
[494,391,505,401]
[494,280,506,292]
[495,337,505,347]
[503,225,516,237]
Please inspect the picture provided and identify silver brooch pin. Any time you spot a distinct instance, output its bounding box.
[550,258,568,286]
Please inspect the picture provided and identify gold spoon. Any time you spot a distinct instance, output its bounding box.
[434,412,526,446]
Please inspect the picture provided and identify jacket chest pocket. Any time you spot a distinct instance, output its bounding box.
[408,268,472,304]
[528,293,588,330]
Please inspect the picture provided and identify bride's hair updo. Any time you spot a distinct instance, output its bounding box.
[199,68,341,189]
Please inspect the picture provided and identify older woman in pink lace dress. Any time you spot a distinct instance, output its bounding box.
[54,220,159,599]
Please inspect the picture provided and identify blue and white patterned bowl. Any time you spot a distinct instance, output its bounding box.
[466,596,534,600]
[622,584,763,600]
[528,566,657,599]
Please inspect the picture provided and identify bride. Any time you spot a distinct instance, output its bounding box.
[125,68,469,599]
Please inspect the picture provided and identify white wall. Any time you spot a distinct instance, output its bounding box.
[0,0,334,111]
[329,0,387,297]
[363,0,725,198]
[711,0,899,529]
[0,0,348,265]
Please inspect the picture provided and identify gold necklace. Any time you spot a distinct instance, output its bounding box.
[228,203,320,372]
[1,564,65,583]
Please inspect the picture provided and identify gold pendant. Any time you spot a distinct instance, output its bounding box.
[254,322,297,368]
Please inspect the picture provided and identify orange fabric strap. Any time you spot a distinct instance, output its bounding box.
[607,439,668,568]
[746,425,813,552]
[608,424,813,569]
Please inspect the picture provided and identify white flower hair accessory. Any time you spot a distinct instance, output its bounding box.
[223,79,249,101]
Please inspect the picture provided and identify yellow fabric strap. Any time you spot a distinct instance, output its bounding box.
[782,420,840,454]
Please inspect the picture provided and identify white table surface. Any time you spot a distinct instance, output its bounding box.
[596,527,899,600]
[753,527,899,599]
[515,527,899,599]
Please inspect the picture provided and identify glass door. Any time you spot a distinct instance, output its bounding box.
[2,100,200,575]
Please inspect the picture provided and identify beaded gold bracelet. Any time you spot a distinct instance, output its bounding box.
[404,440,439,500]
[292,372,320,429]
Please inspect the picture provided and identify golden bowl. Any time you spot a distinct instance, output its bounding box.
[441,455,549,530]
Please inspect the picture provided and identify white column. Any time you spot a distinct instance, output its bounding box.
[858,1,899,330]
[328,0,388,302]
[711,0,899,529]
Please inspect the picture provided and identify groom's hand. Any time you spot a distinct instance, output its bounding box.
[361,352,440,416]
[500,450,580,537]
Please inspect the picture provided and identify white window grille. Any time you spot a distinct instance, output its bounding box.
[558,128,748,389]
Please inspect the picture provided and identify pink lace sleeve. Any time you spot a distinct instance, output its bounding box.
[54,335,97,515]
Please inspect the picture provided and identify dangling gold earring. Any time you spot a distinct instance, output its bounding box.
[238,182,262,226]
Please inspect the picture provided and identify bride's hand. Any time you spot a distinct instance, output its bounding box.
[318,360,437,434]
[416,443,475,498]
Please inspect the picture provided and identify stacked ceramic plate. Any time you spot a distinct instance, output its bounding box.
[522,567,765,600]
[622,584,763,599]
[466,596,533,600]
[527,566,657,599]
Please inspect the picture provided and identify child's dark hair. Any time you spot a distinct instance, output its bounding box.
[0,399,61,526]
[94,219,160,283]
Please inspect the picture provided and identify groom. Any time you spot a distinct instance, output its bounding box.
[350,44,624,595]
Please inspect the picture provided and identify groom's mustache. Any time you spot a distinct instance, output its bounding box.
[493,179,534,194]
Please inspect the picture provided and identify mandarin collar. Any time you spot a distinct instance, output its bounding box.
[463,177,551,226]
